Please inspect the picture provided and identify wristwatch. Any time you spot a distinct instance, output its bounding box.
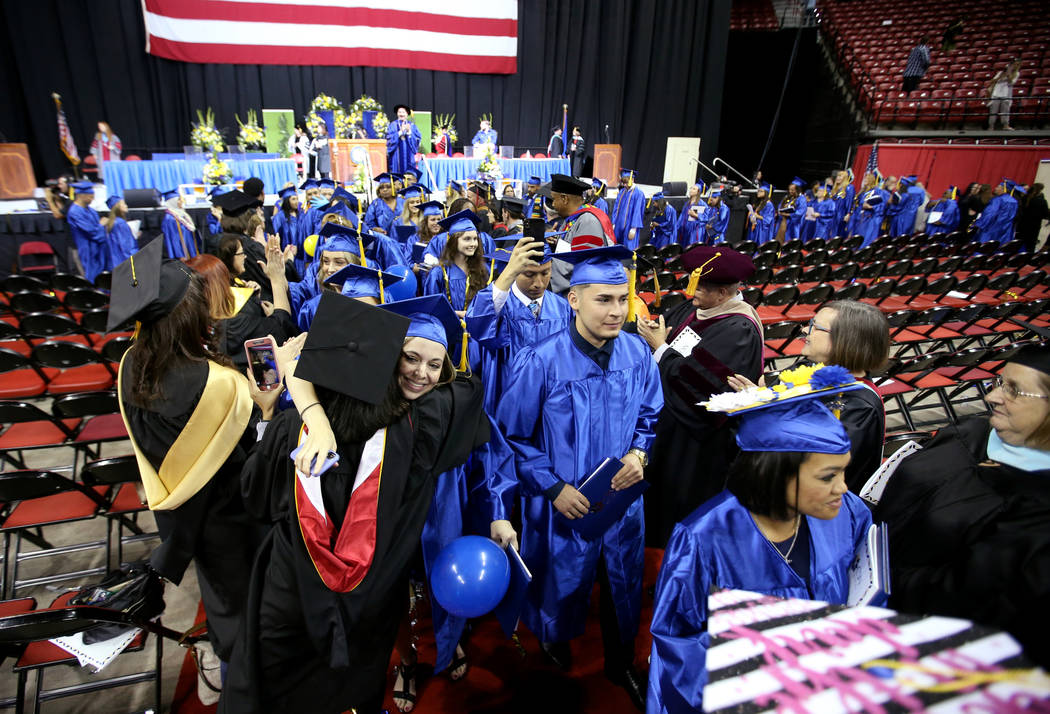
[628,448,649,468]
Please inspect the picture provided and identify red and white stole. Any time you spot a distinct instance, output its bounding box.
[294,424,386,593]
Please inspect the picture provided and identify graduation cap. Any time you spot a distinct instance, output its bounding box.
[946,185,958,200]
[1007,318,1050,375]
[694,180,707,194]
[703,364,863,454]
[298,292,411,404]
[706,187,723,199]
[552,245,633,286]
[681,245,756,296]
[211,190,262,217]
[318,178,336,190]
[470,181,494,200]
[327,187,359,214]
[161,189,179,202]
[448,180,464,194]
[899,175,918,188]
[500,196,525,215]
[105,237,194,332]
[320,201,358,228]
[790,177,807,189]
[323,263,402,304]
[399,185,428,199]
[403,168,422,182]
[546,173,590,197]
[861,189,884,206]
[298,178,320,191]
[392,104,412,115]
[438,210,481,234]
[620,168,635,186]
[419,200,445,218]
[484,239,553,266]
[373,173,395,186]
[105,195,123,210]
[758,182,772,193]
[380,295,466,371]
[846,168,855,182]
[277,186,297,201]
[393,225,418,245]
[1005,180,1027,198]
[651,192,664,202]
[527,176,543,186]
[317,222,376,262]
[71,180,95,195]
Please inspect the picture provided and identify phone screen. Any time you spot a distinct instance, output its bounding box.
[247,341,280,390]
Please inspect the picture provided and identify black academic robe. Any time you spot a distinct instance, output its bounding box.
[218,297,299,370]
[724,194,750,246]
[644,309,764,548]
[220,376,488,714]
[837,383,885,493]
[237,234,299,304]
[873,418,1050,668]
[120,354,266,661]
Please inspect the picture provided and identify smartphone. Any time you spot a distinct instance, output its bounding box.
[244,337,281,391]
[523,218,546,243]
[290,444,340,477]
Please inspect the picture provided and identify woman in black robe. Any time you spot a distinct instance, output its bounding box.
[219,293,490,714]
[873,343,1050,667]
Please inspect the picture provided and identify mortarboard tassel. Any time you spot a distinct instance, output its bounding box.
[488,259,496,285]
[627,251,638,323]
[458,319,470,373]
[652,268,662,308]
[357,236,367,267]
[378,278,385,305]
[684,251,722,298]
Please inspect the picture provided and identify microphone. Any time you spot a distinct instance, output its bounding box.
[604,124,610,143]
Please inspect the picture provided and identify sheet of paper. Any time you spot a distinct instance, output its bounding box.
[668,326,701,357]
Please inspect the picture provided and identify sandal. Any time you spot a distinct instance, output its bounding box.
[449,645,469,681]
[393,660,419,713]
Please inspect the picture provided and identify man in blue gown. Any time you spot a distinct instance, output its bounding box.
[385,104,421,175]
[891,175,925,236]
[66,181,108,281]
[466,236,573,414]
[973,179,1020,244]
[497,245,663,711]
[925,186,960,235]
[647,192,678,249]
[781,177,808,241]
[471,116,498,147]
[611,169,646,249]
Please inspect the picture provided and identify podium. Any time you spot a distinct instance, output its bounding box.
[0,144,37,199]
[593,144,621,186]
[330,139,387,183]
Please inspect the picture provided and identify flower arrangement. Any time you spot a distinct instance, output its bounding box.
[433,113,458,146]
[203,157,233,185]
[476,144,502,181]
[349,164,369,194]
[236,109,266,150]
[348,95,389,138]
[702,364,859,414]
[306,93,350,139]
[191,108,225,152]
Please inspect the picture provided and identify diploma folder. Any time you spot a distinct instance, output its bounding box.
[494,545,533,638]
[564,457,650,541]
[846,522,891,606]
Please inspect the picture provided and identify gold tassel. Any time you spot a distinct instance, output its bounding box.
[488,259,495,284]
[684,251,722,297]
[652,269,662,308]
[357,236,367,267]
[131,320,142,341]
[627,251,637,323]
[458,319,469,372]
[378,278,385,304]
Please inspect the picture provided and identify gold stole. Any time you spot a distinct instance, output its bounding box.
[117,352,253,511]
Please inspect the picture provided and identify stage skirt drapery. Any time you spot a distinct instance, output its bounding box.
[149,152,281,161]
[419,157,570,190]
[101,158,299,196]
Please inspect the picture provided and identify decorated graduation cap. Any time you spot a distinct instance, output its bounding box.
[106,195,123,210]
[703,363,864,454]
[298,178,320,191]
[105,237,194,332]
[211,189,262,217]
[72,180,95,195]
[438,209,482,234]
[681,244,756,296]
[527,176,543,186]
[547,173,590,197]
[399,184,428,199]
[419,200,445,218]
[298,291,411,404]
[380,295,467,371]
[277,186,297,201]
[553,244,633,286]
[323,263,402,304]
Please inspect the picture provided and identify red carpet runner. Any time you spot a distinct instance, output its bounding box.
[172,548,665,714]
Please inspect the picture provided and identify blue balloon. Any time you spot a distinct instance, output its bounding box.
[430,536,510,618]
[384,264,418,302]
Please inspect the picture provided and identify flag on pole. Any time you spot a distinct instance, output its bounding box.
[561,104,568,159]
[52,93,80,166]
[142,0,519,74]
[865,141,879,179]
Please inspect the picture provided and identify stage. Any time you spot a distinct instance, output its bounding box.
[101,157,298,196]
[419,156,570,189]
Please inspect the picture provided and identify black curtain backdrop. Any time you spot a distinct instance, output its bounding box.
[0,0,730,187]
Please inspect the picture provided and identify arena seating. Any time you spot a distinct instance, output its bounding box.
[730,0,778,32]
[817,0,1050,127]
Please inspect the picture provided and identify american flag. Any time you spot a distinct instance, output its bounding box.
[142,0,519,74]
[865,142,879,178]
[52,94,80,166]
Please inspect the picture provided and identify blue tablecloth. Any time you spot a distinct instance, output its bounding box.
[150,152,281,161]
[419,157,570,190]
[101,159,298,196]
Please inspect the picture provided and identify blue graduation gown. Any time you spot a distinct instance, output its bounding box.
[207,213,223,238]
[890,186,923,236]
[703,203,730,244]
[850,190,887,248]
[649,204,678,249]
[273,210,303,275]
[67,203,109,282]
[785,195,808,241]
[471,129,498,146]
[974,193,1018,244]
[423,262,471,311]
[423,419,516,672]
[676,201,707,246]
[926,199,960,235]
[747,201,777,245]
[161,213,199,259]
[364,198,397,236]
[386,120,421,175]
[647,490,876,714]
[611,186,646,249]
[834,185,855,237]
[812,198,838,240]
[465,284,574,414]
[592,197,610,216]
[496,329,664,643]
[106,217,138,267]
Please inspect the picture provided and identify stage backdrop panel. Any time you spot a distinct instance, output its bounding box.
[414,112,433,155]
[263,109,295,157]
[663,137,701,186]
[851,143,1050,197]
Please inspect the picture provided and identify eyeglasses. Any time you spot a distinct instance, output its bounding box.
[806,318,831,334]
[234,251,246,257]
[987,375,1050,401]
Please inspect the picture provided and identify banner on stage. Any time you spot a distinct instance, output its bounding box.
[413,112,432,154]
[263,109,295,157]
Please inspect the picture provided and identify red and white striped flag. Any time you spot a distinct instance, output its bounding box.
[52,94,80,166]
[142,0,518,74]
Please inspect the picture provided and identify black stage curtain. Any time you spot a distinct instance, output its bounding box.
[0,0,730,187]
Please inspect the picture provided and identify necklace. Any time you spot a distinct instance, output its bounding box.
[771,514,801,564]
